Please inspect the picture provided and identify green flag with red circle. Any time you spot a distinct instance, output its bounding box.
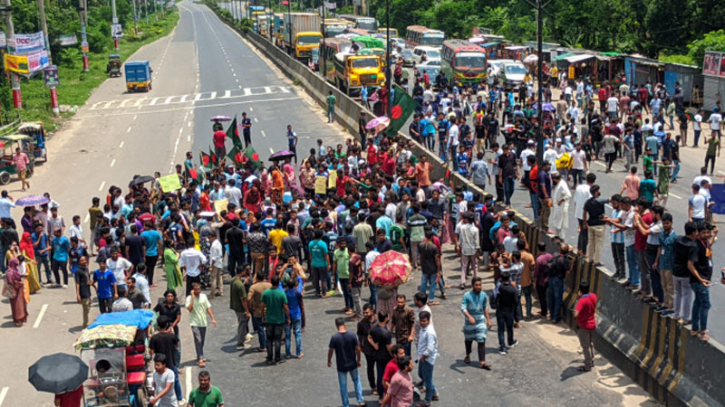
[387,84,416,136]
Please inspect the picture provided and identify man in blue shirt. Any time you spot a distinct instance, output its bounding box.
[241,112,252,148]
[309,229,330,298]
[92,261,117,314]
[32,224,52,284]
[284,277,303,358]
[287,124,298,163]
[437,113,449,161]
[51,227,71,287]
[141,223,163,286]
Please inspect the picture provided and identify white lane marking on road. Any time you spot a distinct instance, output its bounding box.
[188,121,192,127]
[180,95,188,103]
[594,161,606,168]
[33,304,48,328]
[133,115,138,121]
[719,171,725,175]
[261,130,266,138]
[220,90,231,99]
[150,97,160,106]
[669,192,683,200]
[194,93,203,101]
[134,98,146,107]
[264,86,272,94]
[254,118,258,122]
[270,147,275,154]
[127,126,132,133]
[239,85,242,89]
[81,97,304,117]
[187,135,191,142]
[179,128,184,135]
[84,213,89,223]
[98,181,106,192]
[233,73,237,77]
[185,367,192,400]
[119,141,125,149]
[165,96,174,104]
[119,99,133,108]
[103,101,115,109]
[110,159,116,167]
[0,386,8,406]
[250,107,253,112]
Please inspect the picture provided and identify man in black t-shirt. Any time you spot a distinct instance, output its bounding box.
[328,317,365,407]
[419,231,441,305]
[672,221,698,323]
[150,316,182,404]
[125,224,146,266]
[583,185,609,266]
[691,223,716,340]
[225,219,245,274]
[75,256,92,328]
[369,311,393,398]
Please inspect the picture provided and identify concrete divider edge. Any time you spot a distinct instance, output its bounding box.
[206,8,724,406]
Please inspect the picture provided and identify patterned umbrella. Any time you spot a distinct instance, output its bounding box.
[368,251,411,288]
[15,195,50,207]
[268,150,296,161]
[365,116,390,131]
[210,115,232,122]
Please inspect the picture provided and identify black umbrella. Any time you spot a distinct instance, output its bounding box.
[128,175,155,188]
[29,353,89,394]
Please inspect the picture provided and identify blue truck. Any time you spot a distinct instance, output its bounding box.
[125,61,152,92]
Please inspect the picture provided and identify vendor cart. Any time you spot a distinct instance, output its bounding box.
[17,122,48,162]
[0,134,36,184]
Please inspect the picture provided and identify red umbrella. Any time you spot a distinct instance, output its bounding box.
[369,251,411,288]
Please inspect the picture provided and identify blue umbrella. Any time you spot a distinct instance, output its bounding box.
[15,195,50,207]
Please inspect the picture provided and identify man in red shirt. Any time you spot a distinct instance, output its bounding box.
[213,129,227,162]
[54,385,83,407]
[574,280,597,372]
[382,344,406,396]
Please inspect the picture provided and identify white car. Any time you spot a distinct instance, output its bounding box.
[500,62,528,90]
[487,59,514,77]
[418,59,441,67]
[412,46,441,65]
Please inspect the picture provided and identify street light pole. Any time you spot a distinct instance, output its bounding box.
[535,0,544,165]
[321,1,326,75]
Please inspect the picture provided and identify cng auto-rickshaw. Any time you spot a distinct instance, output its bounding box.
[17,121,48,162]
[107,54,122,77]
[0,134,36,185]
[74,310,155,407]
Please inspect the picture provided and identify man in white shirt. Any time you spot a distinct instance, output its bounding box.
[567,101,580,123]
[69,215,86,248]
[708,108,722,139]
[689,184,707,223]
[179,238,208,297]
[694,109,703,147]
[107,248,133,290]
[570,143,588,186]
[447,117,460,171]
[520,140,535,186]
[543,143,558,170]
[573,173,595,254]
[607,95,619,119]
[0,191,15,219]
[224,179,242,209]
[208,234,224,297]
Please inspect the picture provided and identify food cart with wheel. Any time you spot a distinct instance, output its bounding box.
[107,54,122,77]
[0,134,36,185]
[17,122,48,162]
[74,310,155,407]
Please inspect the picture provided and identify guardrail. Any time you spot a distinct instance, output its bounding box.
[207,7,725,406]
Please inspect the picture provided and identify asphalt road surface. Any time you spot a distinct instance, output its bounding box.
[0,2,681,406]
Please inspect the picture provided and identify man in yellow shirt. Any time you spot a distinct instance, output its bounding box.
[269,220,289,254]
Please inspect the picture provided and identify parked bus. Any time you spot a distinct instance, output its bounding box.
[440,40,487,85]
[339,14,378,32]
[320,38,353,81]
[405,25,445,48]
[378,28,399,38]
[323,18,351,38]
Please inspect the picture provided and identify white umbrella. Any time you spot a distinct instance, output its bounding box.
[523,54,538,64]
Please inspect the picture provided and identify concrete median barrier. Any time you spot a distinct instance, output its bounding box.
[207,8,724,405]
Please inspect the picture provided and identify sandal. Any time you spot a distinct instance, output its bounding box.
[576,366,591,372]
[464,355,471,364]
[198,360,206,368]
[690,330,700,337]
[699,332,710,342]
[480,363,491,370]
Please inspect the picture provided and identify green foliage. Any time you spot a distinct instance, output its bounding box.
[685,30,725,68]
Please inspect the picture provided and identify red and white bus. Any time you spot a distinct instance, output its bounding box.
[405,25,445,48]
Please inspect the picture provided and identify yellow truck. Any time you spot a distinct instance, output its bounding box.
[282,13,323,62]
[328,52,385,96]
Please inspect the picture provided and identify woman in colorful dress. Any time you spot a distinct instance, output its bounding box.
[5,258,28,326]
[163,241,184,292]
[19,232,41,294]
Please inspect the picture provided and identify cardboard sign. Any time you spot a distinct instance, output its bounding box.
[315,176,327,194]
[214,199,228,216]
[328,170,337,189]
[158,174,182,192]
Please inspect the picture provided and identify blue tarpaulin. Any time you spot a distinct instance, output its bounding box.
[711,184,725,215]
[87,309,154,330]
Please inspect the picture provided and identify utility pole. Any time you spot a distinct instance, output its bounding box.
[321,1,325,76]
[132,0,139,36]
[111,0,119,51]
[534,0,546,165]
[3,0,20,109]
[144,0,149,25]
[37,0,59,116]
[79,0,89,72]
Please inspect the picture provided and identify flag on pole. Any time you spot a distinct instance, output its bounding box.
[387,84,416,136]
[227,117,243,149]
[323,1,336,9]
[200,150,213,169]
[226,146,245,168]
[209,147,218,165]
[242,146,262,170]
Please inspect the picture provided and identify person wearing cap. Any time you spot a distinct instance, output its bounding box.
[549,171,571,239]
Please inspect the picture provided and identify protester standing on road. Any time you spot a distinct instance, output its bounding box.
[13,148,30,191]
[549,172,571,239]
[327,91,337,123]
[691,223,715,342]
[417,310,438,406]
[241,112,252,148]
[574,281,597,372]
[75,256,92,328]
[248,273,272,353]
[186,282,217,368]
[213,127,227,161]
[261,275,290,364]
[548,244,571,323]
[179,238,207,297]
[5,258,27,326]
[573,173,594,254]
[390,294,415,356]
[357,304,378,396]
[328,317,366,407]
[91,262,116,314]
[51,227,70,288]
[455,212,479,289]
[149,316,184,405]
[461,277,492,370]
[150,354,178,407]
[369,311,393,401]
[382,356,414,407]
[230,266,251,351]
[582,185,609,266]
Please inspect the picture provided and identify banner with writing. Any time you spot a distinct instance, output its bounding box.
[14,32,45,54]
[4,54,29,74]
[158,174,182,192]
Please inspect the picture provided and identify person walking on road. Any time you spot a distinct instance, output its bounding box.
[328,317,367,407]
[75,256,92,328]
[241,112,252,148]
[248,273,272,353]
[286,124,299,164]
[357,304,378,396]
[574,281,597,372]
[179,238,207,297]
[704,131,720,175]
[390,294,415,357]
[327,91,337,123]
[461,277,492,370]
[548,244,572,323]
[186,282,217,368]
[691,223,716,342]
[150,354,178,407]
[213,127,227,161]
[381,356,414,407]
[495,272,518,354]
[261,274,290,365]
[417,310,438,406]
[13,148,30,191]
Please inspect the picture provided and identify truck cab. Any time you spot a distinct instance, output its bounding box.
[333,53,385,96]
[294,31,323,62]
[124,61,152,92]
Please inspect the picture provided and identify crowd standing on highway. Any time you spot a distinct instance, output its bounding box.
[1,60,723,407]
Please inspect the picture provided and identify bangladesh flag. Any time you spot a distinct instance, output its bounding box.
[227,117,243,149]
[209,147,218,165]
[226,146,245,168]
[189,166,205,183]
[241,146,261,170]
[200,150,214,169]
[387,84,416,136]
